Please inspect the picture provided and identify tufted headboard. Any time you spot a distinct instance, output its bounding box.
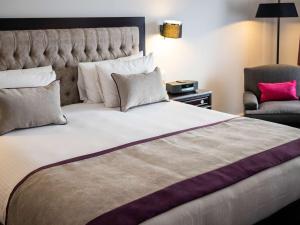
[0,17,145,105]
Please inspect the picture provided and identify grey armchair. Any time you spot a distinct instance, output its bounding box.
[244,65,300,127]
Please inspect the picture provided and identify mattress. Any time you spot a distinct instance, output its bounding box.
[1,101,300,225]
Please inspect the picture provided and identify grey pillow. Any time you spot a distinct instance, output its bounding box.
[112,67,169,112]
[0,80,67,135]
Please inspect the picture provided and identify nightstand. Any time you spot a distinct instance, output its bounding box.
[168,89,212,109]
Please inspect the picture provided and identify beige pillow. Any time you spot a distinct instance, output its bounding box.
[96,53,155,108]
[0,80,67,135]
[111,67,169,112]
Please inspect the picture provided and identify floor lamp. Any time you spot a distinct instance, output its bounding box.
[256,1,298,64]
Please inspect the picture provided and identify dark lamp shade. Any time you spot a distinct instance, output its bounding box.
[161,21,182,39]
[256,3,298,18]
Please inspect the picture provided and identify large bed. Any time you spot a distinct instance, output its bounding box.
[0,17,300,225]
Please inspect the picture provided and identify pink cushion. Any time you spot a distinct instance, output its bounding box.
[258,80,299,103]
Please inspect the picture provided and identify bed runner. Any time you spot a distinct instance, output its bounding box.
[6,117,300,225]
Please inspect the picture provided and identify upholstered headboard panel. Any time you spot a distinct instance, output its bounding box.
[0,17,145,106]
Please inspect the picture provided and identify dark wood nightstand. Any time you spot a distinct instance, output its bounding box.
[168,89,212,109]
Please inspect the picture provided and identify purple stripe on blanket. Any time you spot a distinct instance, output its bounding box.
[87,138,300,225]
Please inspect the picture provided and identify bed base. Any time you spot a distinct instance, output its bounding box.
[255,199,300,225]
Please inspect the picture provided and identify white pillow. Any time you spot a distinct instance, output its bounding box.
[78,52,143,103]
[0,66,56,89]
[96,53,155,108]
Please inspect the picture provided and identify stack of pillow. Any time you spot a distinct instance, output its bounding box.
[0,53,169,135]
[0,66,67,135]
[78,52,169,111]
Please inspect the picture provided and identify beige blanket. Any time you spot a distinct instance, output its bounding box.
[6,117,300,225]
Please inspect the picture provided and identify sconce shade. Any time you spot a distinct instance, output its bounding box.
[256,3,298,18]
[161,21,182,38]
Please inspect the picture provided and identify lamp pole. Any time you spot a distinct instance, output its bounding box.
[256,1,298,64]
[276,0,280,64]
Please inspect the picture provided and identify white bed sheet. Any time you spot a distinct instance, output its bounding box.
[0,101,235,224]
[2,102,300,225]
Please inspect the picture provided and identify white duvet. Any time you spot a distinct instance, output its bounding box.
[0,101,234,224]
[1,102,300,225]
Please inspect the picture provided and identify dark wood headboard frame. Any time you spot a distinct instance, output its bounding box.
[0,17,146,55]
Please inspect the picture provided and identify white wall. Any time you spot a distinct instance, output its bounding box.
[0,0,273,114]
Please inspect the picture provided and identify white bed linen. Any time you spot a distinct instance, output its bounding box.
[0,101,234,224]
[2,102,300,225]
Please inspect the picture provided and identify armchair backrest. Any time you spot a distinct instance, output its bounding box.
[244,65,300,98]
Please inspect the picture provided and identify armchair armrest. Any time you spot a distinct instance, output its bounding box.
[243,91,259,110]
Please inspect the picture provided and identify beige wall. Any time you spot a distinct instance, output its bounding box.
[279,0,300,65]
[0,0,274,114]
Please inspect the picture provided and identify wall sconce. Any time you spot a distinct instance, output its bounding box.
[160,20,182,39]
